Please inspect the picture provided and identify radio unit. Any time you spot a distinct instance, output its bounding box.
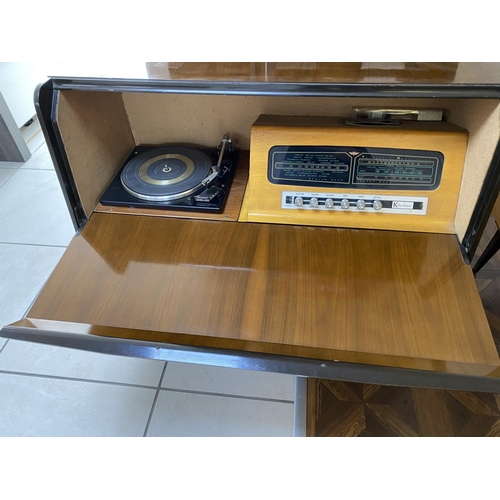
[240,115,468,234]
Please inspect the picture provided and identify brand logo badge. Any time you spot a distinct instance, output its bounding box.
[392,201,413,209]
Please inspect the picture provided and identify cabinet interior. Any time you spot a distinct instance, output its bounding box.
[55,90,500,242]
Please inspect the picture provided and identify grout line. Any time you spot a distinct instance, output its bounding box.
[0,369,160,391]
[0,167,22,188]
[0,339,9,354]
[18,168,55,171]
[143,362,168,437]
[27,137,45,156]
[159,386,295,405]
[0,241,68,249]
[0,359,293,404]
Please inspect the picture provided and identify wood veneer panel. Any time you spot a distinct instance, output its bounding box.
[145,62,500,85]
[94,151,249,221]
[26,213,498,369]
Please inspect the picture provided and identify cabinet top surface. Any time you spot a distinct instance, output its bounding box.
[47,63,500,97]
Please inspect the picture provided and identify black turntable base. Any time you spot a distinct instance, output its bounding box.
[100,141,238,213]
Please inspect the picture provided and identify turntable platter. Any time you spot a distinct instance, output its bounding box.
[120,147,212,201]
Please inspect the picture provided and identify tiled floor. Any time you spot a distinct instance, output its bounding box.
[0,139,295,437]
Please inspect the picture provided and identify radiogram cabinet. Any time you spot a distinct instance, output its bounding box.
[3,62,500,393]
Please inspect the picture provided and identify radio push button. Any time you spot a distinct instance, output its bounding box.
[356,199,366,210]
[340,199,350,209]
[309,197,319,208]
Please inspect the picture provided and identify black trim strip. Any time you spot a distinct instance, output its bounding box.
[49,77,500,99]
[2,325,500,394]
[34,81,84,229]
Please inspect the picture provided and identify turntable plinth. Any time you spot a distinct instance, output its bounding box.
[22,212,499,376]
[94,151,249,221]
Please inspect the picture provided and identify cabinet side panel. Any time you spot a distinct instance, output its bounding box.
[451,100,500,241]
[56,91,135,217]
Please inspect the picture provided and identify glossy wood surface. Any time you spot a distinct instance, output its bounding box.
[26,213,498,370]
[51,63,500,86]
[141,63,500,85]
[241,116,468,234]
[95,151,249,221]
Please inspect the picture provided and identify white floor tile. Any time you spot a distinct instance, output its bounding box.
[0,169,75,246]
[27,130,45,155]
[162,362,295,401]
[0,169,16,187]
[0,62,27,87]
[0,373,156,436]
[0,339,6,351]
[147,390,294,437]
[0,63,51,127]
[0,340,165,387]
[0,243,65,329]
[1,81,37,128]
[0,161,23,169]
[21,142,54,170]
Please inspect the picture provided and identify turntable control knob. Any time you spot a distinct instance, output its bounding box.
[341,199,350,209]
[356,199,366,210]
[373,199,383,210]
[309,197,319,208]
[294,196,304,207]
[325,198,334,209]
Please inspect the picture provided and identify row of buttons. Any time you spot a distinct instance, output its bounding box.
[294,196,383,210]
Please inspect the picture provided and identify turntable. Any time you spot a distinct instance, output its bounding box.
[100,135,238,212]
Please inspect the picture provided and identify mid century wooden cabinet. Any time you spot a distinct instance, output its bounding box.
[2,62,500,394]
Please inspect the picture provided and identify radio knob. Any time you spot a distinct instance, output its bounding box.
[325,198,334,209]
[340,199,350,209]
[356,199,366,210]
[294,196,304,207]
[309,197,319,208]
[373,199,383,210]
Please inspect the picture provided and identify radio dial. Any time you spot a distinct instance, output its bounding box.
[325,198,334,209]
[340,199,350,209]
[356,199,366,210]
[373,199,383,210]
[309,197,319,208]
[294,196,304,207]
